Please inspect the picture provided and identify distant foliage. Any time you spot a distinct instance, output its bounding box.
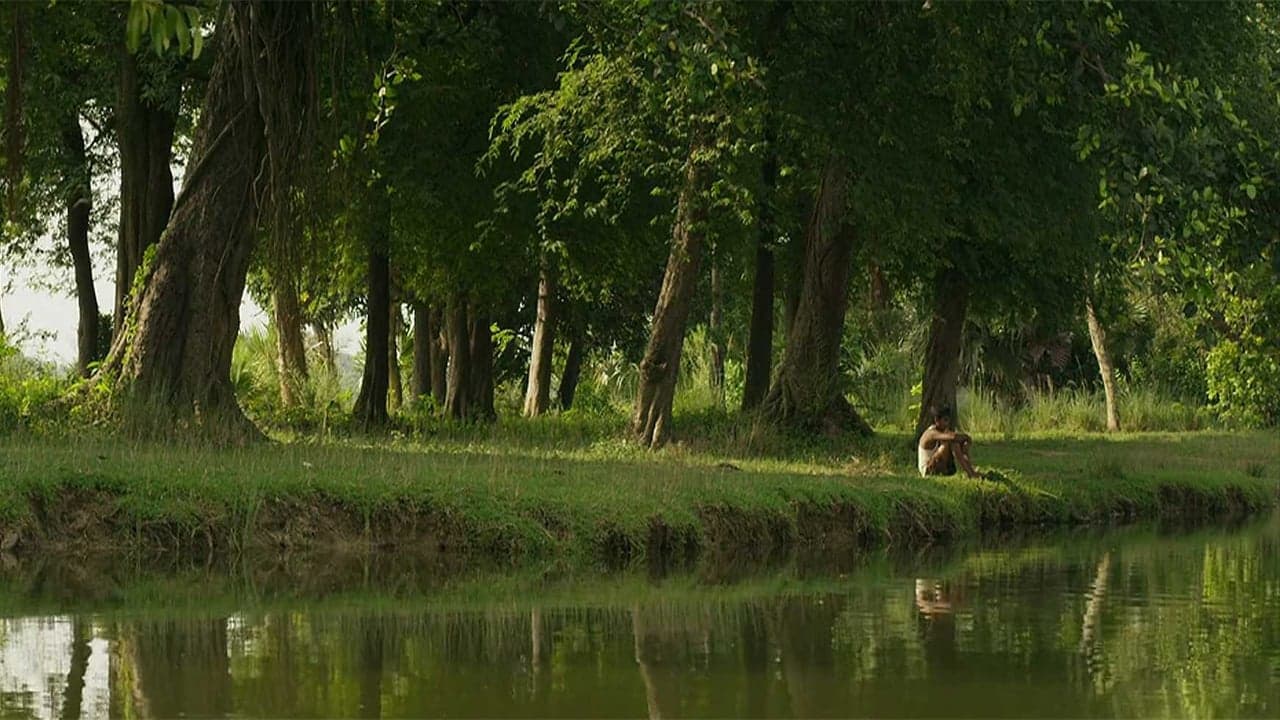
[0,337,67,434]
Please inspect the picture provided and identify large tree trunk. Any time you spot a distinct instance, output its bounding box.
[353,198,391,428]
[271,280,308,408]
[631,150,710,448]
[387,302,403,414]
[709,249,725,405]
[763,157,871,436]
[444,294,471,420]
[468,305,495,421]
[101,4,311,443]
[741,148,778,411]
[522,259,556,417]
[559,333,584,410]
[915,267,968,437]
[115,48,177,342]
[62,113,99,378]
[1085,296,1120,432]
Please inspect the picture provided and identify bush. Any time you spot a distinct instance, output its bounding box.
[0,339,68,434]
[1205,339,1280,428]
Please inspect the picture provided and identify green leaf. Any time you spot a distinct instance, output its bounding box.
[192,24,203,60]
[168,6,190,55]
[126,3,147,52]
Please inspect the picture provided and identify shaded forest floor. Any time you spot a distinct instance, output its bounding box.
[0,422,1276,566]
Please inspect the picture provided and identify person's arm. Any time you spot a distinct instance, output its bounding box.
[924,429,970,445]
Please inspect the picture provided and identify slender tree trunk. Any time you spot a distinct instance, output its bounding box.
[444,293,471,420]
[523,259,556,417]
[631,148,710,448]
[915,267,968,437]
[115,48,177,342]
[313,320,336,374]
[101,4,311,443]
[353,197,390,427]
[387,302,403,413]
[271,281,308,407]
[709,249,725,405]
[468,305,495,421]
[763,157,871,436]
[782,261,801,338]
[411,302,431,401]
[430,308,447,405]
[559,333,584,410]
[1085,296,1120,432]
[742,148,778,411]
[62,114,99,378]
[869,261,890,311]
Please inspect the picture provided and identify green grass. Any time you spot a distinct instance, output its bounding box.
[0,421,1276,566]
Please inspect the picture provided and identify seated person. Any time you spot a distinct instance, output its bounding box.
[917,405,979,478]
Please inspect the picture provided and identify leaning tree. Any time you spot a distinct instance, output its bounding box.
[102,1,316,442]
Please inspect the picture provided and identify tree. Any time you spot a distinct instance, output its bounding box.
[1,2,118,376]
[115,48,183,343]
[762,157,871,435]
[522,258,556,416]
[103,1,315,442]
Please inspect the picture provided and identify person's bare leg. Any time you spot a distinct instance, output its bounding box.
[924,442,955,476]
[952,440,979,478]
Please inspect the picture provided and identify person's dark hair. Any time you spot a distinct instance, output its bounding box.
[932,405,952,423]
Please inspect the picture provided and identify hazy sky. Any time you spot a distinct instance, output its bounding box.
[2,252,269,366]
[2,121,362,368]
[2,245,361,368]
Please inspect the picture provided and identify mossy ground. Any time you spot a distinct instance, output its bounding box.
[0,424,1276,565]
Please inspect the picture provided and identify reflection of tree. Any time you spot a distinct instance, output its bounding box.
[631,604,666,719]
[32,518,1271,718]
[113,618,232,718]
[59,619,91,720]
[1078,551,1110,678]
[769,596,842,718]
[108,622,152,720]
[357,617,384,719]
[530,608,549,702]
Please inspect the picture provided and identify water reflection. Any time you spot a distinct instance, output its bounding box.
[0,514,1277,718]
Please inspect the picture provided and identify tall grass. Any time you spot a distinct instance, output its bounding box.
[963,384,1216,436]
[231,326,352,432]
[219,317,1222,443]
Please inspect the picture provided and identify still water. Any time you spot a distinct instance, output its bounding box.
[1,513,1278,718]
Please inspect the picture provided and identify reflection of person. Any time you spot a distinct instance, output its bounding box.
[917,405,979,478]
[914,579,954,616]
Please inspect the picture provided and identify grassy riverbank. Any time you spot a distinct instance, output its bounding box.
[4,512,1273,619]
[0,429,1276,564]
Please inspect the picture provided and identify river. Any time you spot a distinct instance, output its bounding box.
[0,512,1276,718]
